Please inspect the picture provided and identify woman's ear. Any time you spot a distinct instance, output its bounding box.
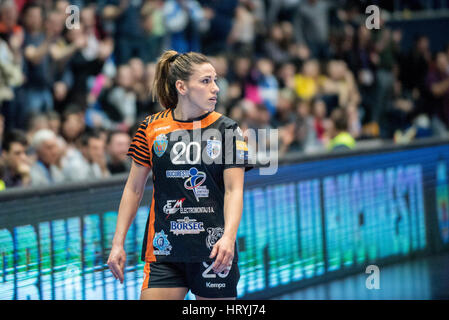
[175,79,188,96]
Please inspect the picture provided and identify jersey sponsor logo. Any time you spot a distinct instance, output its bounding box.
[167,168,210,202]
[166,170,191,178]
[153,230,172,255]
[206,282,226,289]
[163,199,215,218]
[163,198,186,215]
[206,227,224,250]
[169,217,205,236]
[153,133,168,157]
[154,125,171,132]
[184,168,209,202]
[236,140,249,160]
[206,139,221,160]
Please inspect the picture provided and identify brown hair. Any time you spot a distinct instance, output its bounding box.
[152,50,210,109]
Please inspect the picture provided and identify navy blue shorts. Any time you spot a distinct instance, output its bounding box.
[141,260,240,298]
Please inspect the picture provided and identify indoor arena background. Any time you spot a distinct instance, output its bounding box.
[1,0,449,300]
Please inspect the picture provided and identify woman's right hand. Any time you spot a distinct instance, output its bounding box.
[107,245,127,284]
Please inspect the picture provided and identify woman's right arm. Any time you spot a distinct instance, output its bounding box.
[107,161,151,283]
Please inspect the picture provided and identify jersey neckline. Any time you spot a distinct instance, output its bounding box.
[170,108,214,123]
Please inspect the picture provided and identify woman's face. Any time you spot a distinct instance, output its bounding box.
[182,63,220,113]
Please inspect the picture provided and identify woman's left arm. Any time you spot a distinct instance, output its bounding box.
[209,167,245,274]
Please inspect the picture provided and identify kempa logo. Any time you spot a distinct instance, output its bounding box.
[206,282,226,289]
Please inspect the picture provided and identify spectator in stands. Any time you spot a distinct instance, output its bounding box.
[99,63,137,131]
[102,0,146,64]
[371,15,401,138]
[29,129,65,186]
[293,59,326,101]
[19,3,56,126]
[106,130,131,174]
[1,129,31,188]
[0,0,24,131]
[347,24,377,126]
[63,22,114,111]
[199,0,238,55]
[163,0,207,53]
[63,129,110,182]
[227,1,256,56]
[293,0,333,59]
[399,34,431,103]
[47,111,61,135]
[310,97,327,143]
[263,22,292,66]
[254,57,279,118]
[322,60,360,112]
[26,113,50,145]
[141,0,166,63]
[327,107,356,151]
[427,51,449,127]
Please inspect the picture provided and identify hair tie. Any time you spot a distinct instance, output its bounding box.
[169,53,180,63]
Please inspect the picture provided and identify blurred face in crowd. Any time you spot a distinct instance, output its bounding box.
[48,116,61,135]
[55,0,70,16]
[257,58,274,76]
[107,133,131,163]
[297,100,310,118]
[436,52,449,74]
[3,142,29,174]
[416,36,429,53]
[270,24,283,43]
[312,99,327,119]
[303,60,320,78]
[129,58,145,82]
[81,7,96,29]
[37,138,60,166]
[24,6,43,32]
[0,1,19,29]
[62,113,85,143]
[234,57,251,78]
[327,60,346,80]
[45,11,65,37]
[117,65,134,90]
[210,56,228,77]
[28,114,49,134]
[84,137,105,164]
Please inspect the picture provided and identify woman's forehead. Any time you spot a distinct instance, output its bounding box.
[190,63,217,78]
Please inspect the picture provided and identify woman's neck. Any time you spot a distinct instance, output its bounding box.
[173,104,210,121]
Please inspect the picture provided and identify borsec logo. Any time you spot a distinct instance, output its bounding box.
[169,217,205,236]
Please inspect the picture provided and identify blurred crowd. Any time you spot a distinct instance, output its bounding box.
[1,0,449,190]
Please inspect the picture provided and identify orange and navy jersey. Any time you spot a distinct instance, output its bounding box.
[127,109,251,263]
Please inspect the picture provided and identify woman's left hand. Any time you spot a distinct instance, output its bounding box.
[209,235,235,274]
